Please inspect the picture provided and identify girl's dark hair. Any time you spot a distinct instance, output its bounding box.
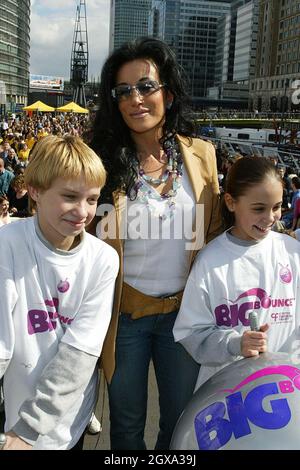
[89,37,196,203]
[222,157,283,229]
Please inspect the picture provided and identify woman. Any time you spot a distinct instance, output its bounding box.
[8,175,29,218]
[0,196,11,226]
[90,37,222,450]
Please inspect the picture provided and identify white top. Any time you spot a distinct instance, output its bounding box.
[173,231,300,390]
[0,217,119,449]
[294,228,300,241]
[0,216,19,227]
[124,169,196,296]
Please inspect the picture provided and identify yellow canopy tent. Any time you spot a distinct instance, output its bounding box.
[23,100,55,112]
[56,101,89,114]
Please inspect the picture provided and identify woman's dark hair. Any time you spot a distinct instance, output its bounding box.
[89,37,196,203]
[222,156,283,229]
[291,176,300,189]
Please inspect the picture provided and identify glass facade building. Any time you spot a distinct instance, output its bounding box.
[214,12,232,86]
[151,0,232,101]
[0,0,30,112]
[109,0,152,52]
[233,0,258,82]
[214,0,256,86]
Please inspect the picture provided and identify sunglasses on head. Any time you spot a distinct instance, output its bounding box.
[111,80,165,101]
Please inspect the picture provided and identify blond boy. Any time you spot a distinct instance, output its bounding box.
[0,135,118,450]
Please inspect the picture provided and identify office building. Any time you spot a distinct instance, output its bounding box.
[211,0,258,109]
[250,0,300,111]
[233,0,259,82]
[158,0,232,104]
[0,0,30,113]
[109,0,152,52]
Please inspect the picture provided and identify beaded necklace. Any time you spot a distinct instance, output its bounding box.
[134,137,183,219]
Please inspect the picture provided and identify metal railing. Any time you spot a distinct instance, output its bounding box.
[195,112,300,121]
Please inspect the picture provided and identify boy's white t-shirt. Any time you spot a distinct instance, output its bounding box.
[174,231,300,390]
[0,217,119,449]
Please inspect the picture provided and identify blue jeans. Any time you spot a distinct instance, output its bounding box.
[108,312,200,450]
[281,211,293,229]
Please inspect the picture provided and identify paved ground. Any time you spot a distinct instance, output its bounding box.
[84,362,159,450]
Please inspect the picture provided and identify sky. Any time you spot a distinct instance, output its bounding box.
[30,0,111,82]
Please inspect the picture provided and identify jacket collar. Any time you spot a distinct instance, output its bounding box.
[177,135,203,203]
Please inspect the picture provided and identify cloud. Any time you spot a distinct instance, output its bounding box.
[30,0,110,80]
[33,0,75,12]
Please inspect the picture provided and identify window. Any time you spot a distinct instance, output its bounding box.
[238,133,250,140]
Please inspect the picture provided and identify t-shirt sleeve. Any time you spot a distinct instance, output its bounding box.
[12,342,98,442]
[0,247,18,362]
[173,258,242,366]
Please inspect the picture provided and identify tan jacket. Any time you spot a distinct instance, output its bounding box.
[99,135,222,383]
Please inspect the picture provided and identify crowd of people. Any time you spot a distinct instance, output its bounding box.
[215,146,300,235]
[0,113,91,227]
[0,113,90,144]
[0,37,300,452]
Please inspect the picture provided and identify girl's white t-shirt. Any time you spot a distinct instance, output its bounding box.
[174,231,300,390]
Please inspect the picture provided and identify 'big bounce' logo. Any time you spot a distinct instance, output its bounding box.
[194,365,300,450]
[215,288,294,327]
[27,297,74,335]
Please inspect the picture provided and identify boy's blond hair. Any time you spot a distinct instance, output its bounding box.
[24,135,106,211]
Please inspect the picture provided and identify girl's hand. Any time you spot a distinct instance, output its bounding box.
[2,431,32,450]
[241,323,269,357]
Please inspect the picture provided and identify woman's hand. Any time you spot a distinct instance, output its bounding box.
[241,323,269,357]
[2,431,32,450]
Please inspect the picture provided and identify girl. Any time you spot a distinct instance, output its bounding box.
[174,157,300,390]
[0,196,11,226]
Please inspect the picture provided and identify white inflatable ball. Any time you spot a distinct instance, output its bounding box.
[170,352,300,450]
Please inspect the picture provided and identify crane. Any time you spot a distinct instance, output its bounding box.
[70,0,89,107]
